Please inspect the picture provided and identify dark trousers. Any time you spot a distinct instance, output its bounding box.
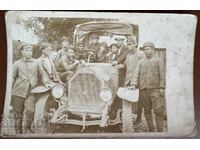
[110,68,126,118]
[11,94,36,134]
[134,98,143,123]
[140,88,164,132]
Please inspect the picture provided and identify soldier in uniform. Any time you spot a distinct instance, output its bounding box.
[130,42,165,132]
[12,43,49,134]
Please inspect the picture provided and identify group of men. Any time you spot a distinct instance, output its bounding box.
[117,37,165,132]
[11,34,165,134]
[87,34,165,132]
[12,42,65,134]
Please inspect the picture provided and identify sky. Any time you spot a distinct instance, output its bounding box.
[11,23,39,44]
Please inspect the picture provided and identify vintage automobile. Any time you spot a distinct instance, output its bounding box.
[33,21,139,133]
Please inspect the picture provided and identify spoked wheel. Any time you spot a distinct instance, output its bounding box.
[122,100,134,133]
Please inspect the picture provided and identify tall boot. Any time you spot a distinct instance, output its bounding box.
[122,100,134,133]
[156,115,164,132]
[145,113,155,132]
[14,117,23,134]
[24,117,34,134]
[133,101,143,126]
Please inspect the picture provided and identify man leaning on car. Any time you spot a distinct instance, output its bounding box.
[11,43,49,134]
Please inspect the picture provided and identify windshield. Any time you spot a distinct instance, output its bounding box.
[74,22,137,63]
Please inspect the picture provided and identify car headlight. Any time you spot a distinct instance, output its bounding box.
[51,84,64,99]
[99,88,113,102]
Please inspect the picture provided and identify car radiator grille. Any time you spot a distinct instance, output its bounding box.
[68,73,105,111]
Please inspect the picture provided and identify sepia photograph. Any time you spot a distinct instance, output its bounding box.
[0,11,197,138]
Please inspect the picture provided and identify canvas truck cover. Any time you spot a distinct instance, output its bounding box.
[74,22,139,46]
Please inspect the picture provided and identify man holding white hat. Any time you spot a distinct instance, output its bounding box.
[118,36,145,132]
[130,42,165,132]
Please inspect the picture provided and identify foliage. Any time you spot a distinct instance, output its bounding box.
[22,17,115,50]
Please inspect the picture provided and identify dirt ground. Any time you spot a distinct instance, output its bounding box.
[0,110,167,136]
[47,112,167,134]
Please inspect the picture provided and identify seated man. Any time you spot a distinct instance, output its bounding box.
[97,42,108,63]
[76,42,85,55]
[106,43,119,63]
[12,43,49,134]
[50,51,60,70]
[59,47,80,83]
[57,37,70,59]
[88,33,100,53]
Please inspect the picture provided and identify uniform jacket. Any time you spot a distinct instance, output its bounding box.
[37,55,61,82]
[124,50,145,85]
[131,54,165,89]
[12,58,48,98]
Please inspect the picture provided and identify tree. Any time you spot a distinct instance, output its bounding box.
[22,17,115,50]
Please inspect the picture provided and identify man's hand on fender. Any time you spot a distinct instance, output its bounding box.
[45,83,52,89]
[128,85,136,90]
[74,60,80,65]
[117,64,125,69]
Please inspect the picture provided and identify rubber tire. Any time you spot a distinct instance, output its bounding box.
[122,100,134,133]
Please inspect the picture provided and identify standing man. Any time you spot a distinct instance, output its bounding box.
[36,43,62,133]
[119,36,145,129]
[12,43,48,134]
[112,36,129,86]
[122,36,145,86]
[130,42,165,132]
[38,42,61,84]
[117,36,144,132]
[109,36,129,130]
